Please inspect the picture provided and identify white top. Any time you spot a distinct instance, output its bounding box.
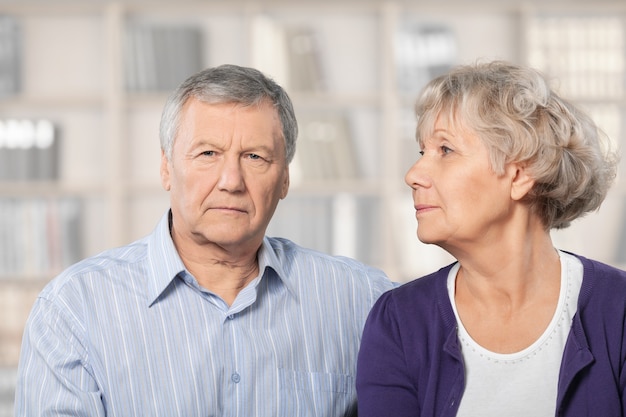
[448,250,583,417]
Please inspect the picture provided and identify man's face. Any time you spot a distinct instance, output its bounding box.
[160,98,289,255]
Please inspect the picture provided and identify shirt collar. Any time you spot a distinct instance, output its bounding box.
[146,210,187,306]
[146,210,297,306]
[257,236,298,298]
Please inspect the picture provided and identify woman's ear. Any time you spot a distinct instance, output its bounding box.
[510,163,535,201]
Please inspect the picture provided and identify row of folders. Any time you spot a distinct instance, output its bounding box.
[0,13,621,98]
[0,14,459,95]
[0,194,389,281]
[0,198,82,279]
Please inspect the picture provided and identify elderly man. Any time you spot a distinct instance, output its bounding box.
[15,64,393,416]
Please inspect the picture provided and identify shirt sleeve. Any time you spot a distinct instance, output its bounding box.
[356,290,421,417]
[14,297,105,417]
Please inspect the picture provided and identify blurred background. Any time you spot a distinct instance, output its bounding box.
[0,0,625,413]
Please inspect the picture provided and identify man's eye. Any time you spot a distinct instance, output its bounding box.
[441,146,453,155]
[201,150,215,156]
[246,153,270,163]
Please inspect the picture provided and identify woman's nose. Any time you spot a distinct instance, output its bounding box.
[404,155,430,189]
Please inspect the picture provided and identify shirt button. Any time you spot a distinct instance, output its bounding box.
[231,372,241,383]
[227,314,235,320]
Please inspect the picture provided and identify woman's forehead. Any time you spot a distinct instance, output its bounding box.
[418,105,466,143]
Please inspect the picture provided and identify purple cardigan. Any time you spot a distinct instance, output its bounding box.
[356,254,626,417]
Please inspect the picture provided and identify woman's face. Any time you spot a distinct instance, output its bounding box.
[405,113,522,255]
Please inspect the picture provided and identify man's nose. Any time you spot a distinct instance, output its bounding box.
[217,156,245,192]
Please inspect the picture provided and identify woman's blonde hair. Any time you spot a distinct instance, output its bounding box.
[415,60,619,230]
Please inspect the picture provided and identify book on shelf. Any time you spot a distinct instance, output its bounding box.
[0,367,16,407]
[268,195,334,255]
[251,15,325,92]
[268,194,379,267]
[0,14,20,97]
[331,194,380,263]
[0,119,58,181]
[615,199,626,265]
[290,112,359,184]
[527,16,624,100]
[0,286,39,366]
[125,23,204,92]
[394,23,457,94]
[0,197,82,279]
[284,26,325,92]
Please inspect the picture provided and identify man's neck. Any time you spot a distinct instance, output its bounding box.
[186,253,260,306]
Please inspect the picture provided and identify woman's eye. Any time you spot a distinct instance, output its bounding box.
[441,146,453,155]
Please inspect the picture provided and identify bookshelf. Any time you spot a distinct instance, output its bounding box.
[0,3,625,412]
[520,5,626,270]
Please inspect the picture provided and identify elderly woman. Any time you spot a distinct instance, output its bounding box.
[356,61,625,417]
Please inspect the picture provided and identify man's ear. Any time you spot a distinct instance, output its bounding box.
[160,149,171,192]
[280,166,290,200]
[510,163,535,201]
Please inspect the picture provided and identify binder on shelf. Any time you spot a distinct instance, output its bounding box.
[352,195,382,266]
[0,198,82,279]
[269,194,379,267]
[291,112,359,183]
[527,16,624,100]
[0,119,58,181]
[251,16,325,92]
[331,193,357,259]
[284,26,325,92]
[0,286,40,367]
[251,14,289,89]
[0,15,20,97]
[125,23,204,92]
[0,352,18,377]
[615,198,626,265]
[395,23,457,94]
[268,195,333,255]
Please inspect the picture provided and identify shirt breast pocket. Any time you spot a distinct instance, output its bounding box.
[278,369,356,416]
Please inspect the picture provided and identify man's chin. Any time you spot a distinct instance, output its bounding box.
[201,232,263,252]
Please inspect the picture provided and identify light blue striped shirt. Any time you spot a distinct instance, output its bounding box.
[15,210,393,417]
